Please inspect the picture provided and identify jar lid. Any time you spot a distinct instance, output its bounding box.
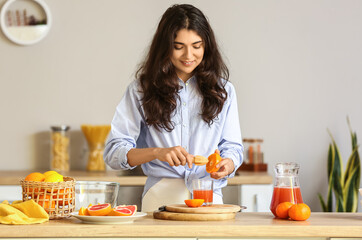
[51,125,70,131]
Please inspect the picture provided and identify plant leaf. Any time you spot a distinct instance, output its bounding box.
[318,193,328,212]
[328,130,344,207]
[347,116,357,150]
[343,167,359,212]
[327,144,333,181]
[327,167,334,212]
[335,191,345,212]
[345,147,358,185]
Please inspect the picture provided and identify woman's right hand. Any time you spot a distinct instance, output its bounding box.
[155,146,194,168]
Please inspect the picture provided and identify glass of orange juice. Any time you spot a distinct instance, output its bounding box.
[192,179,213,206]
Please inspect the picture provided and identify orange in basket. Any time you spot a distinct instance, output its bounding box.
[21,176,75,219]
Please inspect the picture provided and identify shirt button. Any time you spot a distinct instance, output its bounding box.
[183,102,186,106]
[182,124,186,127]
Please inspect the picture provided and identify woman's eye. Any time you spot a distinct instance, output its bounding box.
[194,46,201,49]
[174,45,183,50]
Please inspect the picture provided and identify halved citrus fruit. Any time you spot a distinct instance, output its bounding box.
[107,205,137,216]
[78,207,89,216]
[87,203,112,216]
[185,199,204,207]
[206,153,222,173]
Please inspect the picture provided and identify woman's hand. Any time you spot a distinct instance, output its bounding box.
[210,149,235,179]
[155,146,194,168]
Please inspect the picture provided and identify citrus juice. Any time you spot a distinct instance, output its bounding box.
[193,190,213,205]
[270,187,303,217]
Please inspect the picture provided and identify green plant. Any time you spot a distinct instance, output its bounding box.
[318,117,361,212]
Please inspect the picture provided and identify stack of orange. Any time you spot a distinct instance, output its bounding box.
[23,171,69,212]
[275,202,311,221]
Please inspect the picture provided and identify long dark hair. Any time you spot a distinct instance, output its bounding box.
[136,4,229,131]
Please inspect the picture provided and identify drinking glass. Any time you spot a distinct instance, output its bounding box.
[192,179,213,205]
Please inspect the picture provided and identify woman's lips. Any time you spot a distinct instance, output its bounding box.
[181,60,195,66]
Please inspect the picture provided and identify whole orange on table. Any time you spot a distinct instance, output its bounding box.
[288,203,311,221]
[275,202,311,221]
[276,202,294,219]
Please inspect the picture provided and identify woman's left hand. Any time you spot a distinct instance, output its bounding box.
[210,157,235,180]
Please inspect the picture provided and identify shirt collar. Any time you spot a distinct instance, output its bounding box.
[178,75,196,86]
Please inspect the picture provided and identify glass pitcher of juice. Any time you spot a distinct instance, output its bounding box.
[270,162,303,217]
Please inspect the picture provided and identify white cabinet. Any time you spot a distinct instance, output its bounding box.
[0,185,22,202]
[238,184,273,212]
[223,184,273,212]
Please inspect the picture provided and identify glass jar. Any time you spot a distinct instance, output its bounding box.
[269,162,304,217]
[50,125,70,172]
[243,138,264,164]
[81,125,111,172]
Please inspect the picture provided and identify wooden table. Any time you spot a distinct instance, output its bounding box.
[1,212,362,238]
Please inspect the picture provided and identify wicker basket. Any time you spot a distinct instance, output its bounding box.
[20,176,76,219]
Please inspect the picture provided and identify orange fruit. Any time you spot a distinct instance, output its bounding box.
[43,170,59,177]
[57,188,73,206]
[78,204,92,215]
[78,207,89,216]
[276,202,294,219]
[25,172,45,182]
[206,153,222,173]
[288,203,311,221]
[107,205,137,216]
[25,172,45,194]
[87,203,112,216]
[184,199,204,207]
[37,194,55,212]
[44,173,64,193]
[44,173,63,183]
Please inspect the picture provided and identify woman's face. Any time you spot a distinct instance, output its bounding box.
[171,29,204,82]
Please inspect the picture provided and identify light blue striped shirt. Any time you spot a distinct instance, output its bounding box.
[104,76,243,199]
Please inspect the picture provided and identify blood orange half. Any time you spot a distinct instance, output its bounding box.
[107,205,137,216]
[87,203,112,216]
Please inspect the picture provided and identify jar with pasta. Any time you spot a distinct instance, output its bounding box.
[50,125,70,172]
[81,124,111,172]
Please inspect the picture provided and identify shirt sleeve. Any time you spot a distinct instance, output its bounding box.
[103,81,144,170]
[218,82,244,178]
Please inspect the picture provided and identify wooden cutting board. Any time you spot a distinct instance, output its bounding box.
[153,204,244,221]
[153,210,236,221]
[165,204,242,214]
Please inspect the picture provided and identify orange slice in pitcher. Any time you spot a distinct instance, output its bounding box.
[206,153,222,173]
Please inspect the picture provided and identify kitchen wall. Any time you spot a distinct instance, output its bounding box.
[1,0,362,212]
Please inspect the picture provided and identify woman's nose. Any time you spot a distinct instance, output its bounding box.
[184,47,193,58]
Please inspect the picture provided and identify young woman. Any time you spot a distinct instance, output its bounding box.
[104,4,243,212]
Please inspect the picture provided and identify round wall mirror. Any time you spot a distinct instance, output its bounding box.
[0,0,51,46]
